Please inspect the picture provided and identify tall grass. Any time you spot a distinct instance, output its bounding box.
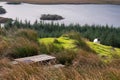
[0,36,9,57]
[0,29,39,58]
[0,28,120,80]
[10,37,39,58]
[39,42,64,54]
[15,29,38,41]
[62,31,93,52]
[54,50,77,65]
[0,53,120,80]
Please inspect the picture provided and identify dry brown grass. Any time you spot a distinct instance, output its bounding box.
[15,29,38,41]
[5,0,120,4]
[0,29,40,58]
[0,28,120,80]
[0,49,120,80]
[0,53,120,80]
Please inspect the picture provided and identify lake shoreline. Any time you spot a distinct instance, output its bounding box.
[2,0,120,5]
[22,3,120,5]
[1,1,120,5]
[0,17,12,23]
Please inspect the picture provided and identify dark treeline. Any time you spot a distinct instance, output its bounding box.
[4,20,120,48]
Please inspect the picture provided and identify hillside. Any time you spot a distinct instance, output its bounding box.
[88,42,120,61]
[0,28,120,80]
[39,37,77,50]
[39,36,120,61]
[5,0,120,4]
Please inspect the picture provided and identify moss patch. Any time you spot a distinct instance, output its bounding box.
[87,42,120,61]
[39,37,77,50]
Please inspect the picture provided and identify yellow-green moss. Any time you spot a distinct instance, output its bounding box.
[38,37,77,50]
[87,42,120,61]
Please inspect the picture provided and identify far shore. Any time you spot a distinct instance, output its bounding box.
[0,17,13,23]
[3,0,120,5]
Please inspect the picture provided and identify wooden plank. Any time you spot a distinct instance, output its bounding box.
[15,54,56,63]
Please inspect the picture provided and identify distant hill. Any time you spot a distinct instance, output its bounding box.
[5,0,120,4]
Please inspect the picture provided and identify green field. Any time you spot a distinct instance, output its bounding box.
[88,42,120,61]
[39,36,120,61]
[39,37,77,50]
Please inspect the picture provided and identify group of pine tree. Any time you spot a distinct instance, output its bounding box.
[3,20,120,48]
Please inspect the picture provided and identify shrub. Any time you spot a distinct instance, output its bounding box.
[15,29,38,41]
[62,31,93,52]
[54,50,77,65]
[39,42,64,54]
[53,38,60,43]
[9,37,39,58]
[76,50,103,66]
[0,29,39,58]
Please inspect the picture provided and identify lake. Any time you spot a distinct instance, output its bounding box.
[0,2,120,27]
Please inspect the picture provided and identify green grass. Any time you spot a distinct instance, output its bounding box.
[39,37,77,50]
[87,42,120,61]
[39,36,120,61]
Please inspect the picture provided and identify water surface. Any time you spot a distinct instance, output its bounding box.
[0,2,120,27]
